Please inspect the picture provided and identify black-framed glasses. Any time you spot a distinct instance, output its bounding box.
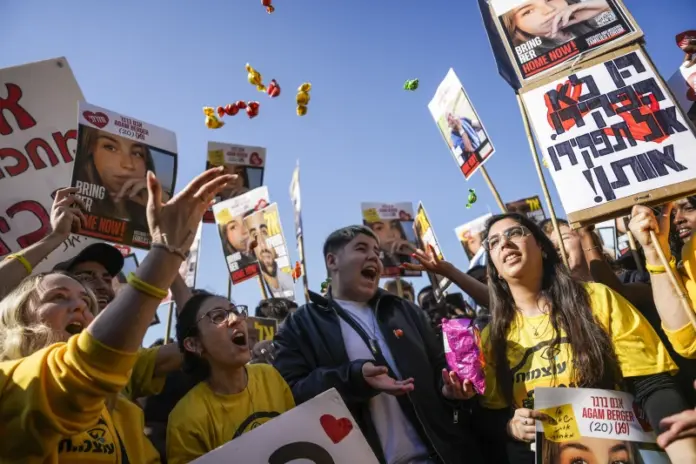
[197,305,249,327]
[482,225,531,252]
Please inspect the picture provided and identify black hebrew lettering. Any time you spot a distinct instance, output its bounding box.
[594,166,616,201]
[633,78,665,105]
[647,145,687,176]
[608,87,641,114]
[610,156,649,189]
[607,122,637,152]
[580,94,615,128]
[654,106,688,136]
[604,52,646,88]
[630,109,664,142]
[569,74,600,101]
[552,105,586,134]
[268,442,336,464]
[547,81,583,111]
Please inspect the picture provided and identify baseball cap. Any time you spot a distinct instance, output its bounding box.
[54,243,125,277]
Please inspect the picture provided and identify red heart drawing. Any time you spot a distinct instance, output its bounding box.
[83,111,109,128]
[249,152,263,166]
[320,414,353,444]
[254,199,268,211]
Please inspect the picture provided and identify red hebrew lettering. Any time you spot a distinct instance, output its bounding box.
[0,147,29,177]
[25,137,59,169]
[7,200,50,248]
[0,217,11,257]
[0,83,37,136]
[52,129,76,163]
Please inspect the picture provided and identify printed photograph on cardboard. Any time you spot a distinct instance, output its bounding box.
[668,64,696,128]
[491,0,637,83]
[506,195,547,224]
[455,213,492,267]
[428,69,494,181]
[71,102,177,249]
[203,141,266,223]
[361,202,421,278]
[214,187,270,285]
[414,203,452,297]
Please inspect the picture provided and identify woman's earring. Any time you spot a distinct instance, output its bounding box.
[542,251,548,259]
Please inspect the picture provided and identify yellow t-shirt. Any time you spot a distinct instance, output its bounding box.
[166,364,295,464]
[664,235,696,358]
[0,331,137,463]
[480,282,678,410]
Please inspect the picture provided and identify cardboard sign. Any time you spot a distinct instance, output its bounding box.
[535,387,668,463]
[505,195,546,224]
[522,45,696,226]
[71,102,177,248]
[428,69,495,180]
[413,202,452,299]
[191,388,379,463]
[455,213,492,262]
[246,316,278,348]
[0,57,102,272]
[488,0,641,88]
[667,63,696,129]
[203,141,266,223]
[360,202,421,278]
[213,187,270,285]
[250,203,295,300]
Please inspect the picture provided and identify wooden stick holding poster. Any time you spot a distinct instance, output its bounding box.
[516,94,570,269]
[479,166,507,213]
[164,301,174,344]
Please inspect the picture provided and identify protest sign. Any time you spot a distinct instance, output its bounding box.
[667,64,696,128]
[414,202,452,299]
[506,195,546,223]
[521,45,696,226]
[361,202,421,278]
[455,213,492,267]
[0,57,103,272]
[535,387,668,463]
[71,102,177,248]
[213,187,270,285]
[289,163,309,300]
[203,141,266,223]
[428,69,495,180]
[191,388,379,464]
[246,316,279,348]
[112,253,160,326]
[247,203,295,300]
[488,0,641,88]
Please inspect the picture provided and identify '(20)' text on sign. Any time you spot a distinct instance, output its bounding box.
[522,46,696,223]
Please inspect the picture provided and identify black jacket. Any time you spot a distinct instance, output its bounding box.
[273,289,484,464]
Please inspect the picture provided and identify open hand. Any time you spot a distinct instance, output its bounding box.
[401,245,454,277]
[441,369,476,400]
[362,362,414,396]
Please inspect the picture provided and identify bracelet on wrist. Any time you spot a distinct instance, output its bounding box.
[126,273,169,300]
[645,256,677,274]
[5,254,32,275]
[151,242,188,261]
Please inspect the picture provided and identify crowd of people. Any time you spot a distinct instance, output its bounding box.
[1,163,696,463]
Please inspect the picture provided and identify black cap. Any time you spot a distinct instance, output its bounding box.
[54,243,125,277]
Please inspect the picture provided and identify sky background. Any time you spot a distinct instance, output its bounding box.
[2,0,694,346]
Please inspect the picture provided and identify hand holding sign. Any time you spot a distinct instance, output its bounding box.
[507,408,551,443]
[362,362,414,395]
[628,204,673,266]
[51,187,87,239]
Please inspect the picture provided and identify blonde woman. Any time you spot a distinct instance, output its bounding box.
[0,167,234,463]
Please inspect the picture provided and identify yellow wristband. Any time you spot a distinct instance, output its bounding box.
[646,256,677,274]
[6,254,32,275]
[126,273,168,300]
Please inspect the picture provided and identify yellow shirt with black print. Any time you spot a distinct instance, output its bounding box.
[480,282,678,410]
[166,363,295,464]
[663,235,696,358]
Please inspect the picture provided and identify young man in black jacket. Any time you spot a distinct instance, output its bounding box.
[273,225,484,464]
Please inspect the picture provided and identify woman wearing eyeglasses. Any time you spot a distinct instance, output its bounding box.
[166,292,295,464]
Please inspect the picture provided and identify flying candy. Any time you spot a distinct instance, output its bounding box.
[466,189,477,209]
[320,277,331,294]
[296,82,311,116]
[246,63,266,92]
[404,79,419,91]
[676,31,696,52]
[267,79,281,98]
[203,107,224,129]
[246,101,260,119]
[291,261,302,282]
[261,0,274,13]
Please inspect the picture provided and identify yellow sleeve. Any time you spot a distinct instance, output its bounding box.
[122,346,166,401]
[588,283,678,377]
[167,403,208,464]
[0,331,137,460]
[477,326,508,410]
[663,322,696,359]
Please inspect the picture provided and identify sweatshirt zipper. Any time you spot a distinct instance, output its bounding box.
[374,296,446,464]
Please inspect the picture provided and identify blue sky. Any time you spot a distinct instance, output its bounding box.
[2,0,694,346]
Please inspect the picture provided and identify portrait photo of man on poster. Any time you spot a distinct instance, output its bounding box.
[218,209,259,274]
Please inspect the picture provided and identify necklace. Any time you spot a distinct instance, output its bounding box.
[527,314,549,337]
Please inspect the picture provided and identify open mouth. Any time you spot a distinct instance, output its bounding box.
[502,252,522,265]
[65,322,84,335]
[679,227,692,240]
[360,266,378,281]
[231,331,247,347]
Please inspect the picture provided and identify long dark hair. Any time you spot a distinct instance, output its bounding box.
[484,213,622,406]
[175,290,219,383]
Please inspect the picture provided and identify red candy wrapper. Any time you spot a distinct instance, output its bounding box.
[676,31,696,51]
[442,318,486,395]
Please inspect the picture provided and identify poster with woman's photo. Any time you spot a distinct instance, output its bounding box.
[71,102,177,249]
[506,195,547,224]
[535,387,669,463]
[213,187,270,285]
[203,141,266,223]
[112,253,160,327]
[428,69,495,181]
[455,213,492,269]
[361,202,421,278]
[244,203,295,300]
[414,202,452,299]
[490,0,640,86]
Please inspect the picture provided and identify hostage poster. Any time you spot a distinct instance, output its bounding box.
[455,213,492,269]
[361,202,421,278]
[428,68,495,180]
[489,0,640,86]
[535,387,668,463]
[203,141,266,223]
[0,57,100,272]
[506,195,547,223]
[414,202,452,299]
[246,202,295,300]
[71,102,177,248]
[522,46,696,225]
[213,187,270,285]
